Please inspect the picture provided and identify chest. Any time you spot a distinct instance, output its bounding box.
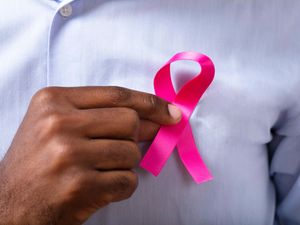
[1,1,297,223]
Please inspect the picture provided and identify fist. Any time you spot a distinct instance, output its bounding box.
[0,86,181,225]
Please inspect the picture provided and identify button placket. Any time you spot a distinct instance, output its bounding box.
[47,0,76,86]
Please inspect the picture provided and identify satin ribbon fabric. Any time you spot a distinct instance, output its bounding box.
[140,52,215,184]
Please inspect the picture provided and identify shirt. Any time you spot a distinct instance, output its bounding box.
[0,0,300,224]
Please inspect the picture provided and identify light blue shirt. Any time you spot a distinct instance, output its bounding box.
[0,0,300,224]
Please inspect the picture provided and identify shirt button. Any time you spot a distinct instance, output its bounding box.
[59,4,73,17]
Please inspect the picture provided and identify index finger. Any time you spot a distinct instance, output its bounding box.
[58,86,182,125]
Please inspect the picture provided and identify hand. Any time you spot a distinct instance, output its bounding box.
[0,86,181,225]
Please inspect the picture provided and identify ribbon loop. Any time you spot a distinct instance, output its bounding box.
[140,52,215,184]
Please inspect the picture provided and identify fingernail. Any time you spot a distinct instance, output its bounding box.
[168,104,182,122]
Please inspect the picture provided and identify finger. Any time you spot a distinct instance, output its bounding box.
[83,170,138,204]
[79,139,141,170]
[61,86,182,125]
[77,107,140,141]
[138,120,160,141]
[69,170,138,221]
[97,170,138,202]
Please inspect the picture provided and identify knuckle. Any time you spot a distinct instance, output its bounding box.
[108,141,141,167]
[49,141,76,173]
[110,175,130,195]
[110,86,131,105]
[144,94,160,114]
[125,172,138,197]
[64,174,87,200]
[30,87,67,116]
[101,142,125,164]
[45,113,68,134]
[71,173,87,190]
[126,108,139,125]
[122,108,139,138]
[126,142,142,165]
[32,87,60,105]
[112,172,138,196]
[117,108,140,140]
[51,142,76,168]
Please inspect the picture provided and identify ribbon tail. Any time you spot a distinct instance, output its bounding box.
[177,124,213,184]
[140,126,178,176]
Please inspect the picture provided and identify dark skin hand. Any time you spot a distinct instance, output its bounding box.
[0,86,182,225]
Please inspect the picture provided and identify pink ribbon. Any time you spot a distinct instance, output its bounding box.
[140,52,215,184]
